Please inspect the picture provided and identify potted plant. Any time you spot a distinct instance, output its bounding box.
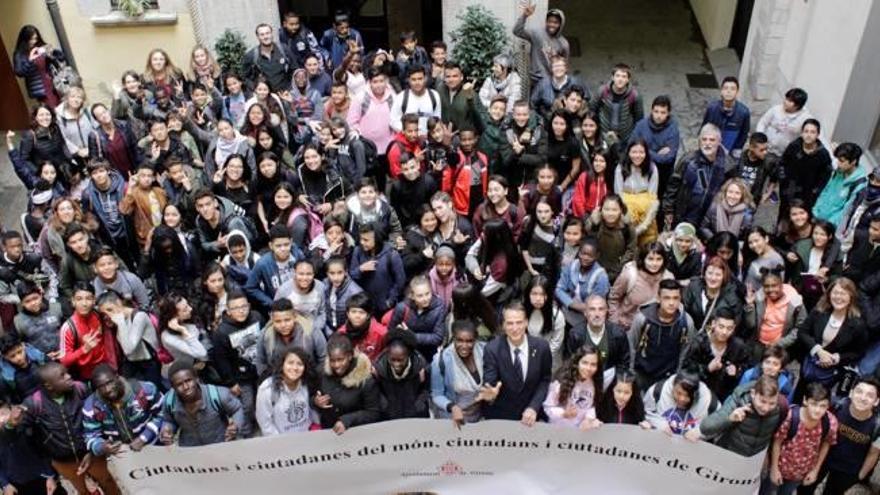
[449,5,509,82]
[115,0,152,17]
[214,29,248,76]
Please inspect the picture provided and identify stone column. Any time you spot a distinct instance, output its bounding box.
[188,0,279,49]
[738,0,792,102]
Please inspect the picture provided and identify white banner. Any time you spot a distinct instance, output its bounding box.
[109,419,764,495]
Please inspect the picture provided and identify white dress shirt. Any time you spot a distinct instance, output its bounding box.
[508,337,530,379]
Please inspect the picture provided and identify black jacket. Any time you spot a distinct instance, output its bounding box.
[316,353,381,429]
[779,138,832,210]
[401,227,439,277]
[18,383,89,461]
[482,335,552,420]
[681,331,750,401]
[797,310,867,367]
[373,350,430,419]
[389,174,439,229]
[567,321,630,370]
[845,232,880,333]
[212,311,264,387]
[682,279,743,331]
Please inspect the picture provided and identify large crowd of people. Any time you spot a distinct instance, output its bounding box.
[1,4,879,495]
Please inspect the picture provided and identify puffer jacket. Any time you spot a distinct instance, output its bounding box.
[698,381,784,457]
[316,352,381,429]
[323,275,364,334]
[387,296,448,362]
[13,48,63,100]
[18,128,72,180]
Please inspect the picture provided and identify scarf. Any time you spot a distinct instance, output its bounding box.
[671,222,696,264]
[193,62,216,82]
[716,201,747,236]
[493,74,512,93]
[215,131,247,168]
[450,346,484,422]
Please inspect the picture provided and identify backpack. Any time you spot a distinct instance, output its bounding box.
[401,88,438,115]
[50,59,81,96]
[359,136,380,173]
[783,405,831,444]
[381,302,411,328]
[359,93,393,117]
[30,382,88,415]
[164,383,227,423]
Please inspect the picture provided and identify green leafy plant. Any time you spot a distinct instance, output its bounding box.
[115,0,152,17]
[449,5,508,82]
[214,29,247,76]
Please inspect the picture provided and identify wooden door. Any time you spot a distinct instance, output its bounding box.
[0,33,30,130]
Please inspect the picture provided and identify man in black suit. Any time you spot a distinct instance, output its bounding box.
[566,295,630,369]
[482,301,552,425]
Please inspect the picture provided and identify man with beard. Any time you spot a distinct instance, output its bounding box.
[241,24,295,92]
[82,364,164,457]
[279,11,324,69]
[159,361,243,447]
[663,123,731,229]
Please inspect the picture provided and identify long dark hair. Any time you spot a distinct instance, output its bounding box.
[30,103,60,134]
[549,109,573,142]
[271,182,298,226]
[451,283,498,335]
[620,140,652,180]
[596,368,645,423]
[478,219,522,281]
[705,231,740,277]
[556,346,603,406]
[524,275,555,336]
[196,262,229,329]
[15,25,45,56]
[157,292,194,331]
[270,346,317,396]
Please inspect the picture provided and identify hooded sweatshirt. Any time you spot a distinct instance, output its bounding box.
[630,114,680,168]
[644,375,717,434]
[221,229,260,288]
[628,302,695,380]
[513,9,570,83]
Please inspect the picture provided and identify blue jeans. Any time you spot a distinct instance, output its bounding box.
[858,340,880,376]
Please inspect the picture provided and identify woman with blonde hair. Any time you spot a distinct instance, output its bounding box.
[188,44,222,88]
[143,48,184,99]
[699,178,754,241]
[37,196,85,271]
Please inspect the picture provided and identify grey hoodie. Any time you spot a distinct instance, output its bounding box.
[513,8,570,83]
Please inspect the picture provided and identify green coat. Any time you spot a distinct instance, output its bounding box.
[472,97,512,175]
[698,381,783,457]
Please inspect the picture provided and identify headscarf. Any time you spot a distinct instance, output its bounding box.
[671,222,696,264]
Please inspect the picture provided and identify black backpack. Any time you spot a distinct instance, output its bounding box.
[359,136,380,174]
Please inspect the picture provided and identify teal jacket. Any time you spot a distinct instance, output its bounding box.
[813,164,868,226]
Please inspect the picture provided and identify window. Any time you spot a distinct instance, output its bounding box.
[110,0,160,9]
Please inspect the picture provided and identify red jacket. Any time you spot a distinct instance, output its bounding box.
[571,172,608,218]
[58,312,119,380]
[338,319,388,362]
[386,132,423,178]
[441,150,489,217]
